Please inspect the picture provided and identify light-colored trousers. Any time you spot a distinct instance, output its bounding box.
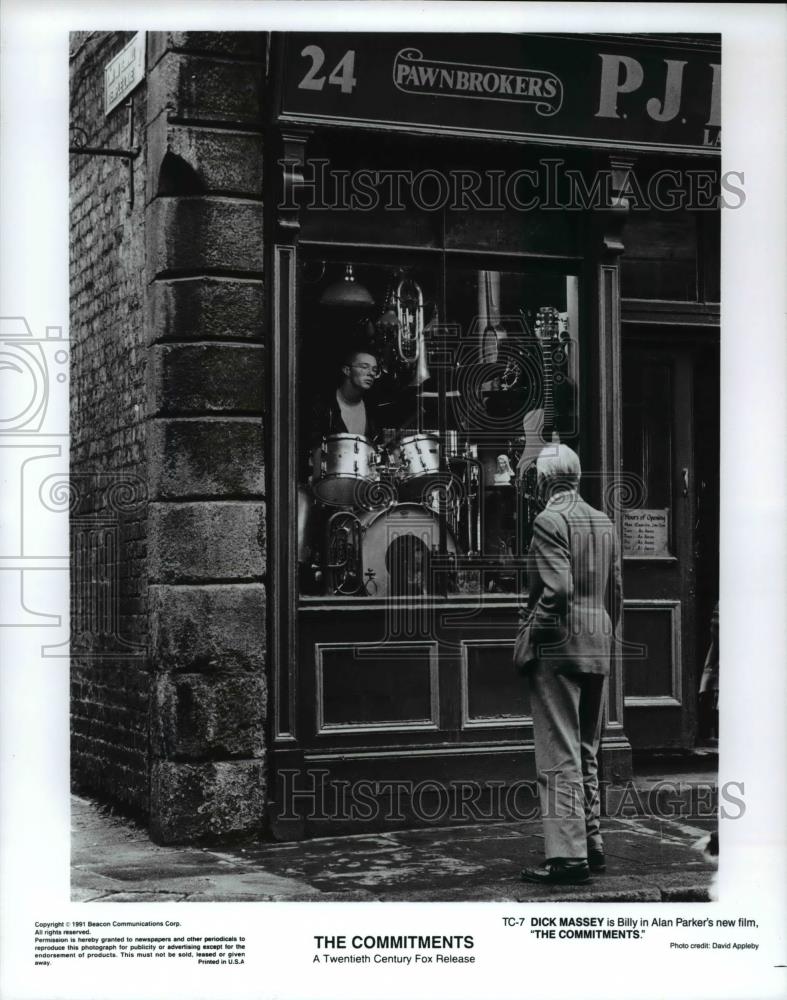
[528,663,607,860]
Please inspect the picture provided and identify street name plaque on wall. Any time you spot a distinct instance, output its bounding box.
[104,33,146,116]
[276,33,721,154]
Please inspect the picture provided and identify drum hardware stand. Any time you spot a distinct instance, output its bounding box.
[430,548,459,595]
[449,452,484,555]
[505,436,532,556]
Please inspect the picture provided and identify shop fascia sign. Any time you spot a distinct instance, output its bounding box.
[277,33,721,155]
[104,33,146,116]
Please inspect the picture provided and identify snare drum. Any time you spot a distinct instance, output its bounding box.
[312,434,380,508]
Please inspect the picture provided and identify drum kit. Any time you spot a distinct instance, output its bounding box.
[313,429,460,504]
[300,265,565,595]
[305,430,469,597]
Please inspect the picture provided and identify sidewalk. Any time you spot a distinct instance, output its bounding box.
[72,792,718,904]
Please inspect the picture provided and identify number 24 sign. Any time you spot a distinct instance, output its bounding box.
[298,46,358,94]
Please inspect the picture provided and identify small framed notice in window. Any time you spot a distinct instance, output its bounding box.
[623,508,670,556]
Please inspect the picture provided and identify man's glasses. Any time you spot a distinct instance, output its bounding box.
[351,363,382,378]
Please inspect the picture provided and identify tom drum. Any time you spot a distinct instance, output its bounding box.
[312,433,380,508]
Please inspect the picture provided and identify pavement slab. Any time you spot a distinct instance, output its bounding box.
[71,795,717,903]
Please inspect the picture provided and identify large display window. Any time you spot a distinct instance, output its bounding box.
[297,251,582,601]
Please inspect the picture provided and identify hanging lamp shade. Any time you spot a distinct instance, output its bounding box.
[319,264,375,309]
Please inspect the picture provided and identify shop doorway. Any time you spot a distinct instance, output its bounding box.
[621,329,720,750]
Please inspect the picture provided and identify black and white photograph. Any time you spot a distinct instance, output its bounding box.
[1,3,786,1000]
[68,23,724,897]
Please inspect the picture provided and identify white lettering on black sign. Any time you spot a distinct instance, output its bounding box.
[393,49,563,116]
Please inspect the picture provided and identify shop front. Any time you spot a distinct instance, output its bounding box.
[265,32,721,833]
[67,29,721,841]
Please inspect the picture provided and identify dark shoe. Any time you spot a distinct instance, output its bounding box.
[588,850,606,873]
[520,859,591,885]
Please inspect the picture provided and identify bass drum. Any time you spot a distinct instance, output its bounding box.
[357,503,457,598]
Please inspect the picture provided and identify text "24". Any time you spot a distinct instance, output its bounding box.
[298,46,358,94]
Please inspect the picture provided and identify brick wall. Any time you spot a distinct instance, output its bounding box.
[69,32,151,812]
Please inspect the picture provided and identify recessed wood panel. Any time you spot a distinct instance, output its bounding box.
[623,601,681,705]
[316,642,438,733]
[621,212,698,301]
[461,640,531,728]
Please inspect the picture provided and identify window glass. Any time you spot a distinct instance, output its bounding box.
[298,258,580,598]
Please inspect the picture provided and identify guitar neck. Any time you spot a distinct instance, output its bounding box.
[537,308,557,441]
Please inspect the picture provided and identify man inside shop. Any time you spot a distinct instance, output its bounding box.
[298,346,383,593]
[302,344,430,596]
[308,346,382,456]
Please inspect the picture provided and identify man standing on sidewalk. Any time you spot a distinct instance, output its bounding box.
[514,445,622,885]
